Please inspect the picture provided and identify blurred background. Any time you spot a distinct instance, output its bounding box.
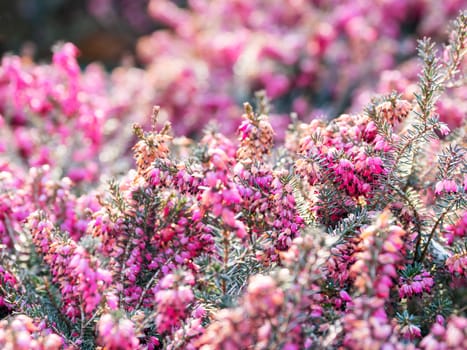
[0,0,157,66]
[0,0,464,137]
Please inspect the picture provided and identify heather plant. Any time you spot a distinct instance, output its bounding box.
[0,43,108,183]
[0,9,466,350]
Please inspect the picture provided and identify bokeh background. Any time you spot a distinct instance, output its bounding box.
[0,0,157,66]
[1,0,463,123]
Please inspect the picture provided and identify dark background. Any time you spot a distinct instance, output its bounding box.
[0,0,157,66]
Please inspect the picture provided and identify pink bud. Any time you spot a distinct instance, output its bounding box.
[235,220,247,239]
[221,208,236,227]
[43,334,63,350]
[339,290,352,302]
[436,315,445,325]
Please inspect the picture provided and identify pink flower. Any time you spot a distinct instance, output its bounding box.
[366,157,383,174]
[446,253,467,277]
[420,316,467,350]
[155,272,195,334]
[435,123,451,137]
[400,324,422,340]
[443,210,467,245]
[97,313,140,350]
[339,290,352,302]
[52,42,80,78]
[399,268,434,298]
[435,179,458,195]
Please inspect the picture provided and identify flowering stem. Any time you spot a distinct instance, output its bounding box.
[84,310,100,329]
[417,195,459,262]
[390,124,434,180]
[134,255,175,311]
[80,298,86,338]
[48,322,80,348]
[43,278,73,331]
[388,183,425,260]
[118,224,134,307]
[222,230,230,295]
[3,216,19,256]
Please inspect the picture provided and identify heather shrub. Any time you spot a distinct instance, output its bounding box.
[0,7,466,350]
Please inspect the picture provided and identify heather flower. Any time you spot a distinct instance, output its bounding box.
[154,271,195,334]
[52,42,80,79]
[96,313,140,350]
[197,274,286,349]
[343,296,396,349]
[0,266,17,314]
[420,316,467,350]
[243,275,284,317]
[0,10,465,349]
[295,112,394,223]
[398,265,434,298]
[376,98,412,125]
[445,252,467,278]
[350,210,406,298]
[136,0,463,136]
[0,315,63,350]
[236,102,274,164]
[443,210,467,245]
[132,115,173,176]
[434,179,458,195]
[167,317,205,350]
[394,310,422,341]
[0,43,112,183]
[27,211,112,322]
[399,323,422,341]
[325,236,361,286]
[0,266,17,289]
[270,173,304,250]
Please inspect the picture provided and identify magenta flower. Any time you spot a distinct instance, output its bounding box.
[446,253,467,278]
[155,272,195,334]
[435,179,458,195]
[0,315,63,350]
[443,210,467,245]
[399,266,434,298]
[420,316,467,350]
[96,313,140,350]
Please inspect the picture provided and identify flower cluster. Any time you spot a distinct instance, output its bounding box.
[0,266,17,314]
[420,316,467,349]
[295,111,392,223]
[399,265,434,299]
[0,315,63,350]
[96,313,139,350]
[351,210,406,298]
[446,252,467,279]
[236,102,274,163]
[343,211,409,348]
[443,210,467,245]
[197,274,285,349]
[343,296,404,349]
[27,211,112,322]
[154,272,195,334]
[0,44,108,183]
[435,179,459,195]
